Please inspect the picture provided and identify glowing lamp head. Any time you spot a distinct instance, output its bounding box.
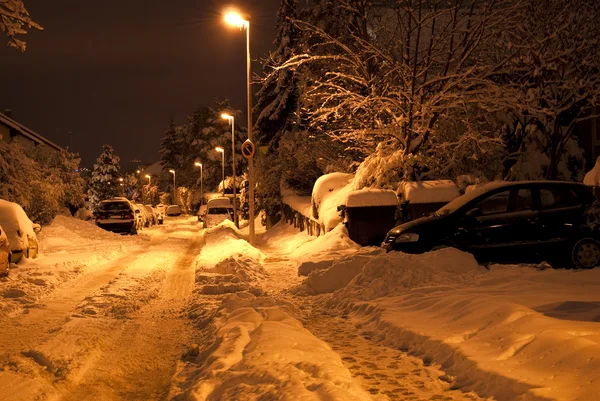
[224,11,248,29]
[221,113,233,120]
[145,174,150,179]
[195,162,202,167]
[136,170,141,174]
[215,147,224,153]
[169,169,175,174]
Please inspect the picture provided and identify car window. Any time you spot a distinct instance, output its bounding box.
[515,188,532,211]
[100,202,130,211]
[540,187,580,210]
[475,190,510,215]
[208,207,230,215]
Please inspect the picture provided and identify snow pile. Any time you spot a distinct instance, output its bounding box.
[344,188,397,208]
[311,173,354,231]
[334,248,483,301]
[195,220,266,295]
[290,224,361,264]
[584,156,600,186]
[176,293,374,401]
[39,215,142,253]
[398,180,460,204]
[297,248,383,295]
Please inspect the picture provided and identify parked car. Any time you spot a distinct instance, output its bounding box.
[0,199,40,263]
[0,224,11,275]
[144,205,157,225]
[154,204,166,224]
[382,181,600,269]
[203,197,234,228]
[95,198,138,235]
[135,203,152,227]
[166,205,182,216]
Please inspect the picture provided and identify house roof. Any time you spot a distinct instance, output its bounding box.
[0,112,63,152]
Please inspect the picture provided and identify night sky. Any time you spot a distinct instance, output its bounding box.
[0,0,280,169]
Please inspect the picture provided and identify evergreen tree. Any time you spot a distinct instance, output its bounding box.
[254,0,300,147]
[89,144,121,210]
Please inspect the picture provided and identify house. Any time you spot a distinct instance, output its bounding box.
[0,110,63,153]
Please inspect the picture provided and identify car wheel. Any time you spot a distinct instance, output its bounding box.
[571,238,600,269]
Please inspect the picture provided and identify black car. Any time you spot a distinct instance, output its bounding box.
[95,198,138,235]
[382,181,600,269]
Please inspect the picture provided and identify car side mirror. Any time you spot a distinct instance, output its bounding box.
[465,207,481,218]
[32,224,41,233]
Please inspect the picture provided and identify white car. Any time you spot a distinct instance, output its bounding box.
[154,205,166,224]
[203,197,234,228]
[0,199,40,263]
[166,205,182,216]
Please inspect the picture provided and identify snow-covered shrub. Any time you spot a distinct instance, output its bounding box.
[88,144,121,211]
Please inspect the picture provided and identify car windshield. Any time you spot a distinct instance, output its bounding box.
[208,207,230,215]
[435,183,507,216]
[100,202,130,212]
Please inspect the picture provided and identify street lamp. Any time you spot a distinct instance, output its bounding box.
[221,113,239,227]
[169,169,176,204]
[224,9,255,245]
[194,162,203,205]
[145,174,151,185]
[215,147,225,196]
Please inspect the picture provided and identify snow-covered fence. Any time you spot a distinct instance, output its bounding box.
[281,195,323,236]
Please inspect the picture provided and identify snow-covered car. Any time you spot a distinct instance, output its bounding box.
[383,181,600,269]
[135,203,152,227]
[144,205,157,225]
[0,224,10,275]
[166,205,182,216]
[154,204,166,224]
[203,198,234,228]
[0,199,40,263]
[197,204,207,222]
[96,199,138,235]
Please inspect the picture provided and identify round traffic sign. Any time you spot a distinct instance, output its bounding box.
[241,139,255,159]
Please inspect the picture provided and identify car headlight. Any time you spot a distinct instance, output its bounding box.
[395,233,419,243]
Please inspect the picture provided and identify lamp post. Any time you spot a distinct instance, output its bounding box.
[144,174,151,204]
[224,9,255,245]
[194,162,203,205]
[169,169,176,205]
[145,174,151,185]
[221,113,239,227]
[215,147,225,196]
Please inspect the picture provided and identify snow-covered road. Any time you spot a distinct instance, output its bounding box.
[0,215,598,401]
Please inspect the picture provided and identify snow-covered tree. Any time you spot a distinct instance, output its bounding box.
[0,0,42,51]
[254,0,301,147]
[490,0,600,180]
[272,0,513,186]
[89,144,121,210]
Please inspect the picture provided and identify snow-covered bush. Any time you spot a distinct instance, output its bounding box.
[88,144,121,211]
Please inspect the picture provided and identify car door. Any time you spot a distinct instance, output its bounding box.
[461,187,539,260]
[536,185,585,247]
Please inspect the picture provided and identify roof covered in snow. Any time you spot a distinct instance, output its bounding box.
[344,189,398,208]
[399,180,460,204]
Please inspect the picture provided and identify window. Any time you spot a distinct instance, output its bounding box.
[540,188,580,209]
[208,207,230,215]
[477,190,510,215]
[515,189,532,211]
[100,202,130,212]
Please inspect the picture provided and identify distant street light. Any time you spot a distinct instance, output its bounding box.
[194,162,203,205]
[136,170,141,174]
[169,169,176,204]
[224,9,255,245]
[221,113,238,227]
[145,174,151,185]
[215,147,225,196]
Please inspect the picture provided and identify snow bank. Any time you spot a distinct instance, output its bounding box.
[290,224,361,264]
[177,293,374,401]
[316,248,600,401]
[311,173,354,231]
[399,180,459,204]
[195,220,266,295]
[344,188,397,208]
